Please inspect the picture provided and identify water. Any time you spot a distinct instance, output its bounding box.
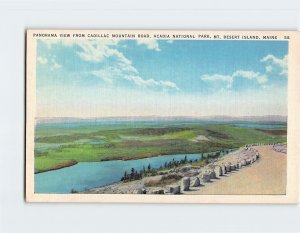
[35,154,202,194]
[229,123,286,129]
[36,145,61,151]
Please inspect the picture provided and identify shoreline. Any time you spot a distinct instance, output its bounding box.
[34,148,236,174]
[34,160,78,174]
[83,144,287,195]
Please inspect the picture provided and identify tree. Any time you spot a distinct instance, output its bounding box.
[130,168,135,179]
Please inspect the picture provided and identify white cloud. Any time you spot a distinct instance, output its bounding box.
[166,40,174,44]
[201,74,233,88]
[91,67,119,84]
[260,54,288,76]
[124,75,179,90]
[201,70,268,89]
[41,39,177,91]
[159,80,179,89]
[50,58,62,70]
[76,40,120,63]
[233,70,268,84]
[37,56,48,64]
[265,65,272,73]
[136,39,160,51]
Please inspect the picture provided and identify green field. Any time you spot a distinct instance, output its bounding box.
[34,123,287,173]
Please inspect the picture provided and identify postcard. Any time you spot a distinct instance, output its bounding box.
[26,30,299,203]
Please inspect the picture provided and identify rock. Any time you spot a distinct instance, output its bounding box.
[151,189,164,194]
[133,189,143,194]
[180,166,192,173]
[215,166,223,176]
[191,177,201,187]
[223,165,227,174]
[209,170,216,179]
[181,177,190,191]
[226,164,231,172]
[169,185,181,194]
[236,163,240,169]
[241,160,247,166]
[230,164,236,171]
[201,173,211,183]
[142,188,147,194]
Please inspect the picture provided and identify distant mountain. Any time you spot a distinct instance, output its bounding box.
[36,115,287,124]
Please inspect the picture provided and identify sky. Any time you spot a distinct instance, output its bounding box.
[36,38,288,118]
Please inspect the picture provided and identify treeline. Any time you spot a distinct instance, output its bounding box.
[120,149,231,182]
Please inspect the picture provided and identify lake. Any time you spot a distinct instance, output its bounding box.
[35,153,202,194]
[229,123,287,129]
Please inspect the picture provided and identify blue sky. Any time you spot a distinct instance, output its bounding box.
[36,38,288,118]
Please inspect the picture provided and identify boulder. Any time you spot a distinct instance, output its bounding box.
[181,177,190,191]
[230,164,236,171]
[169,185,181,194]
[201,173,211,183]
[215,166,223,176]
[241,160,247,166]
[209,170,217,179]
[223,165,227,174]
[133,189,143,194]
[191,177,201,187]
[226,164,231,172]
[151,189,164,194]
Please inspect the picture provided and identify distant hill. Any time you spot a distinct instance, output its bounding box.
[36,115,287,124]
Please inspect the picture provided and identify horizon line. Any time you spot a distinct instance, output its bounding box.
[35,114,288,119]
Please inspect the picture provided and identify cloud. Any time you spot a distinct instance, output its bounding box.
[265,65,273,73]
[93,68,179,90]
[50,58,62,70]
[91,67,120,84]
[201,74,233,88]
[136,39,160,51]
[260,54,288,76]
[233,70,268,84]
[166,40,174,44]
[201,70,268,89]
[37,56,48,64]
[129,77,179,90]
[40,39,177,91]
[76,40,120,63]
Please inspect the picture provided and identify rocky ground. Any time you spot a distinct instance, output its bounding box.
[83,144,287,195]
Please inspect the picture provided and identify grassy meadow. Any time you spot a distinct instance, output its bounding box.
[34,122,287,173]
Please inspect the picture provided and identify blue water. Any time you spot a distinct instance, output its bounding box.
[36,145,61,151]
[86,141,106,145]
[229,123,286,129]
[36,120,287,130]
[35,154,202,194]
